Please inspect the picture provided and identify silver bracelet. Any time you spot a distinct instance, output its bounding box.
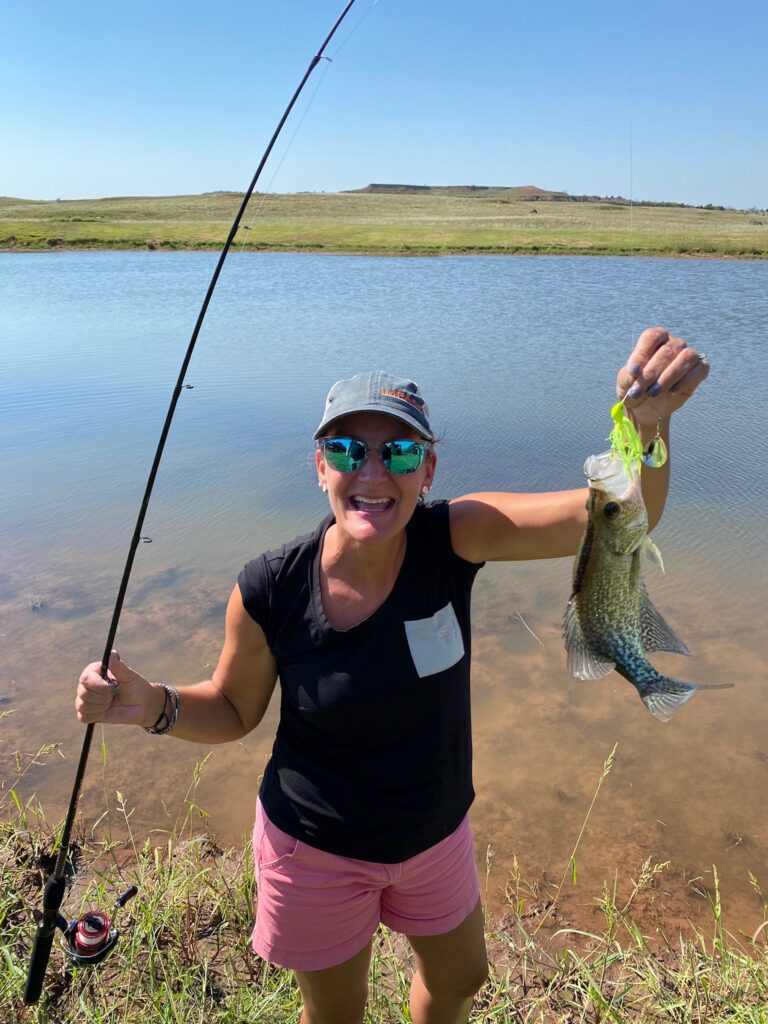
[143,684,180,735]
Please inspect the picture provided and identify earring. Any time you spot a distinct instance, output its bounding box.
[319,482,327,493]
[421,485,430,495]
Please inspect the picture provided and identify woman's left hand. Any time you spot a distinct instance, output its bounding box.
[617,327,710,429]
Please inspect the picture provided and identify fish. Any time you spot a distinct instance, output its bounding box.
[563,451,730,721]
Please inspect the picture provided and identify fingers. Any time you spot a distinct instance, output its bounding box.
[667,349,710,396]
[76,650,155,727]
[626,326,672,376]
[76,662,116,723]
[616,327,669,397]
[76,650,135,723]
[107,650,138,685]
[79,658,112,692]
[618,327,677,398]
[617,327,709,411]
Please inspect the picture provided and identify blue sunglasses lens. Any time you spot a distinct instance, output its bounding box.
[322,438,367,472]
[382,440,425,474]
[320,438,426,475]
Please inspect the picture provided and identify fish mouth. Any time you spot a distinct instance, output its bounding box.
[584,451,639,502]
[584,451,648,545]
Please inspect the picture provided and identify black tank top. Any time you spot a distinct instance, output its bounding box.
[237,500,483,862]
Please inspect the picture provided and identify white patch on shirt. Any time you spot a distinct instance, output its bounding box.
[404,602,465,678]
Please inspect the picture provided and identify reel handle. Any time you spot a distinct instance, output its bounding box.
[115,885,138,908]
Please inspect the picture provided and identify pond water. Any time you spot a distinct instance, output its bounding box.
[2,251,766,939]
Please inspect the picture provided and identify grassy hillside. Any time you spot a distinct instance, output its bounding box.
[1,190,766,257]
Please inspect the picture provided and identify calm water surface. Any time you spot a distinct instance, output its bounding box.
[2,252,766,936]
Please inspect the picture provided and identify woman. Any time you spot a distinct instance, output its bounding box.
[77,327,708,1024]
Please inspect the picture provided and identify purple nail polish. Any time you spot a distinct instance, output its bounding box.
[648,382,662,397]
[628,361,642,376]
[627,383,642,398]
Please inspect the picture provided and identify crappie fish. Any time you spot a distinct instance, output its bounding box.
[563,452,729,721]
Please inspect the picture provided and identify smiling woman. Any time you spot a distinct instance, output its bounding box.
[316,421,432,559]
[312,375,439,637]
[75,331,709,1024]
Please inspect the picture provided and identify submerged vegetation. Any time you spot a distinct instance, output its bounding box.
[2,738,767,1022]
[1,189,766,258]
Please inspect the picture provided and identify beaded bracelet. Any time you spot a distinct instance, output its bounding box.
[143,684,180,735]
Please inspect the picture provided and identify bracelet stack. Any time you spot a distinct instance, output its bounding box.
[143,684,180,735]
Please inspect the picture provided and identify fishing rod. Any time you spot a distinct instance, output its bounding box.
[23,0,359,1005]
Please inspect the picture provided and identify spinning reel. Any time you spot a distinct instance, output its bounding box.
[34,885,138,967]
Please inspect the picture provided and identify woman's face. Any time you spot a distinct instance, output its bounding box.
[315,412,436,548]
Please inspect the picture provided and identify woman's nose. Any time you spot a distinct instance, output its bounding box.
[357,445,388,481]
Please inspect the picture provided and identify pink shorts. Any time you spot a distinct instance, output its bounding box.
[251,800,480,971]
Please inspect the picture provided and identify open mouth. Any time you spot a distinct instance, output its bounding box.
[585,451,639,502]
[349,496,395,513]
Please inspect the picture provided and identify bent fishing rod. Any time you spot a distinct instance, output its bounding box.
[23,0,358,1004]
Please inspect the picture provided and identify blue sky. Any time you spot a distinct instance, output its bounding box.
[3,0,765,208]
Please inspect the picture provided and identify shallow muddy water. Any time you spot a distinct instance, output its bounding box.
[2,251,766,938]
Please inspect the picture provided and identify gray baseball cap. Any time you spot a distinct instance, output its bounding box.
[314,370,434,441]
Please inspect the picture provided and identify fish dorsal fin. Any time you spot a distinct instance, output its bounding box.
[563,598,616,679]
[644,537,665,573]
[639,587,691,656]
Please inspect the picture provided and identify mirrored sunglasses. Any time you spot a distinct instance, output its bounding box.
[317,437,429,475]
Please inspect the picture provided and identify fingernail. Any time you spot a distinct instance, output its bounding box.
[647,382,662,397]
[628,361,642,376]
[627,383,643,398]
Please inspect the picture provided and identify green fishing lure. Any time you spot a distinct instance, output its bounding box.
[609,399,668,474]
[609,400,644,476]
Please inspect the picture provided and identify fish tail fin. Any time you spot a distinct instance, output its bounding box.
[641,679,733,723]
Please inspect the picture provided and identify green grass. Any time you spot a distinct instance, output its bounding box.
[1,191,766,257]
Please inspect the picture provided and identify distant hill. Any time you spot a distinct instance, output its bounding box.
[0,188,745,212]
[342,184,739,211]
[345,183,569,200]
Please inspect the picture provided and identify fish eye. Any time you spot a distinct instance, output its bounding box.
[603,501,621,519]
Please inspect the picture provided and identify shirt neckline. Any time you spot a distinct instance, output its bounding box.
[311,510,418,636]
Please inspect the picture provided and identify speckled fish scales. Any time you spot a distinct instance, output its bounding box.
[563,451,730,721]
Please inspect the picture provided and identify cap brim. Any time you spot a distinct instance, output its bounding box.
[313,406,434,441]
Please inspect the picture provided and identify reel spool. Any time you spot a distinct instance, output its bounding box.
[62,912,118,966]
[53,885,138,967]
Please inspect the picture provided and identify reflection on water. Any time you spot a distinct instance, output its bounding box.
[2,252,766,937]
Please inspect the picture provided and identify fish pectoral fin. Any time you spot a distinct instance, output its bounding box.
[563,599,616,680]
[643,537,665,573]
[641,679,734,723]
[639,587,691,656]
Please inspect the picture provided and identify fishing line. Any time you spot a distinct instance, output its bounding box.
[327,0,379,58]
[23,0,361,1005]
[236,58,335,250]
[608,61,667,476]
[236,0,378,250]
[628,78,634,267]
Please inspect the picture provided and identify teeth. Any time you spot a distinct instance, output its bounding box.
[353,496,390,505]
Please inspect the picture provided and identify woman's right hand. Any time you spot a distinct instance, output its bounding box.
[76,650,163,728]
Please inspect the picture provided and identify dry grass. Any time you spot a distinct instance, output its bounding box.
[2,742,767,1022]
